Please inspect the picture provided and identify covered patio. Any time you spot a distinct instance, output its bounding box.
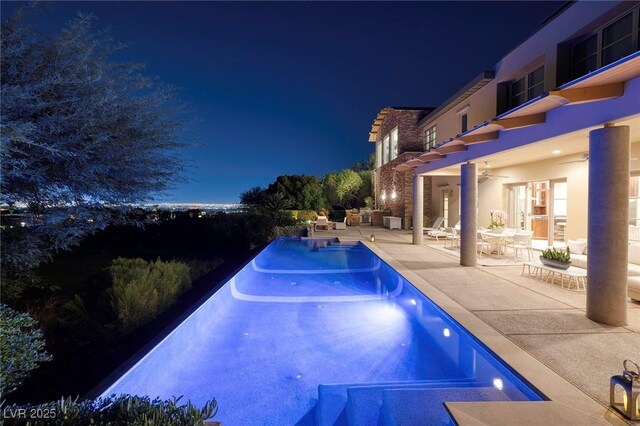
[404,54,640,328]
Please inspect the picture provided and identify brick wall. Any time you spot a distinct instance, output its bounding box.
[373,154,432,229]
[375,109,425,153]
[372,108,432,229]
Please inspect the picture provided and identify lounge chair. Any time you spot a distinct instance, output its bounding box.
[315,216,329,231]
[424,217,445,232]
[334,217,347,230]
[427,227,450,240]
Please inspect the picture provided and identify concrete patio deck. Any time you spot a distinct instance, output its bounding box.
[313,224,640,425]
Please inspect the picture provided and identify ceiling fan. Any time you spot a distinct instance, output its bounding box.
[559,153,589,164]
[479,161,509,179]
[560,153,640,164]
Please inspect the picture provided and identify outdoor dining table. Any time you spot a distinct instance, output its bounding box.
[480,230,515,257]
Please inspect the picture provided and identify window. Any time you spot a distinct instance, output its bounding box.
[442,190,449,228]
[383,134,390,165]
[390,127,398,161]
[424,125,437,151]
[460,113,468,133]
[630,175,640,226]
[510,66,544,109]
[570,9,639,80]
[572,34,598,78]
[552,181,567,243]
[376,141,382,168]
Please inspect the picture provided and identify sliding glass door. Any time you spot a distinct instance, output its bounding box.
[508,184,528,230]
[551,181,567,243]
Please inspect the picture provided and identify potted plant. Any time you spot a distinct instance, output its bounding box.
[540,247,571,270]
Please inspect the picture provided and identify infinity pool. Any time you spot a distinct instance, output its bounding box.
[98,238,544,425]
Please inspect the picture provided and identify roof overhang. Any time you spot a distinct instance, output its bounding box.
[368,107,393,142]
[397,50,640,174]
[417,71,495,128]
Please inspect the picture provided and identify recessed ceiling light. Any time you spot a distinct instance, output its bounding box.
[552,150,562,154]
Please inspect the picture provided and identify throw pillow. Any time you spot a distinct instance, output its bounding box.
[567,240,587,255]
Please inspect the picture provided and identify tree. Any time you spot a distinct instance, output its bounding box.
[1,12,187,271]
[323,169,363,209]
[266,175,326,211]
[357,170,373,202]
[260,191,291,212]
[0,304,52,395]
[239,186,266,210]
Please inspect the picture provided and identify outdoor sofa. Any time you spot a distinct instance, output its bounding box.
[567,239,640,301]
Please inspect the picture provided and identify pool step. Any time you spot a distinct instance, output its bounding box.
[380,386,508,425]
[315,379,479,426]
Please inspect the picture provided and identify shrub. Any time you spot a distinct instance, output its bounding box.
[0,304,52,396]
[330,210,346,221]
[109,258,191,332]
[541,247,571,262]
[274,223,308,238]
[181,258,224,282]
[1,394,218,425]
[297,210,318,222]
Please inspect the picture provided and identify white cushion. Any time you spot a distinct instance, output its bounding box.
[629,244,640,266]
[576,238,588,254]
[567,240,587,255]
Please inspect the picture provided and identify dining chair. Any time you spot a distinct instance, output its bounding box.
[509,231,533,261]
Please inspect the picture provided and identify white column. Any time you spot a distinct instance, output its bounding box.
[586,124,630,326]
[413,174,424,245]
[460,162,478,267]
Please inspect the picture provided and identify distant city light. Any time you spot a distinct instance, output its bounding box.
[19,221,26,227]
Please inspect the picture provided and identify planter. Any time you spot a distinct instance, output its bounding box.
[539,256,571,270]
[371,211,385,227]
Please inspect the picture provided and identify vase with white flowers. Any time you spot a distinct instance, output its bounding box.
[489,209,508,231]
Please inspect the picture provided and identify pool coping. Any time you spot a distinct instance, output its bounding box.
[361,240,626,425]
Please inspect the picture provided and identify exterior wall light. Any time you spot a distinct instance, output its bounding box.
[391,190,397,200]
[370,234,375,242]
[610,359,640,420]
[381,191,387,202]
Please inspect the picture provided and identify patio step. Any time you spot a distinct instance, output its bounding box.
[380,386,511,425]
[315,379,479,426]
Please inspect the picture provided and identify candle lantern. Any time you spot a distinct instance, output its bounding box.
[610,359,640,420]
[370,234,375,242]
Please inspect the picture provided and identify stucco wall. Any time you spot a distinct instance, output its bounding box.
[431,142,640,242]
[416,1,633,151]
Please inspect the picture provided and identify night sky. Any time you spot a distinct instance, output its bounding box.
[1,1,565,203]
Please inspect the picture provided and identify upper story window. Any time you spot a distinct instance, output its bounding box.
[390,127,398,161]
[460,113,468,133]
[376,141,382,168]
[510,66,544,109]
[383,134,390,164]
[424,125,437,151]
[570,9,639,80]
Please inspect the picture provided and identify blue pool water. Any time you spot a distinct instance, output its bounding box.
[98,238,544,425]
